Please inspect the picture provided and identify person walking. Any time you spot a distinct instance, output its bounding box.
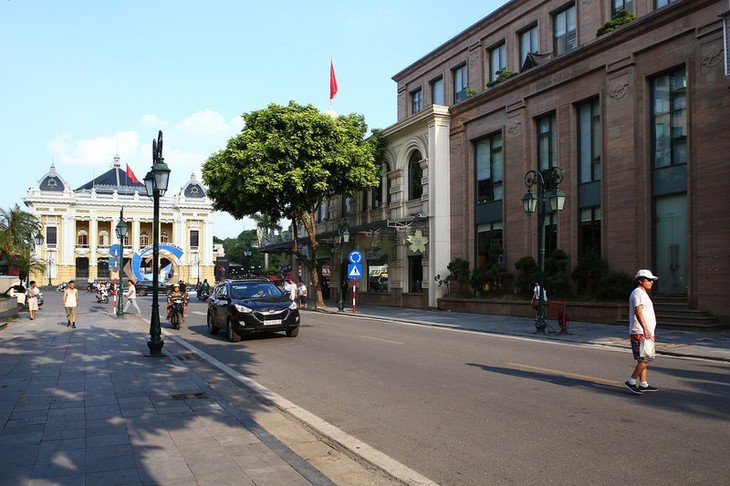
[297,280,308,309]
[63,280,79,328]
[26,280,41,320]
[624,269,660,395]
[123,281,141,315]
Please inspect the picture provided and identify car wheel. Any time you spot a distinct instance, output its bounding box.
[227,318,241,343]
[207,313,219,335]
[285,326,299,337]
[138,288,147,296]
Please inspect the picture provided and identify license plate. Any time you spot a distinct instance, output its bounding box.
[263,319,282,326]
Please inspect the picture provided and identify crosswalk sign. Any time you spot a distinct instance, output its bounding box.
[347,263,363,279]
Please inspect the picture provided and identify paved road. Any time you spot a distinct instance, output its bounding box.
[143,297,730,486]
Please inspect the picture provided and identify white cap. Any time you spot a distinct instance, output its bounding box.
[635,269,659,281]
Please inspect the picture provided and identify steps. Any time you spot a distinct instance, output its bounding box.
[616,298,725,331]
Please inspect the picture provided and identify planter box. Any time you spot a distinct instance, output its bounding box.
[0,297,19,321]
[438,297,624,324]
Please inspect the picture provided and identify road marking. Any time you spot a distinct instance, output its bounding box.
[357,335,402,345]
[506,362,619,385]
[165,333,437,486]
[191,311,206,316]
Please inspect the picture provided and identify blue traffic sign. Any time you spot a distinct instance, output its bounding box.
[347,263,363,279]
[348,250,363,264]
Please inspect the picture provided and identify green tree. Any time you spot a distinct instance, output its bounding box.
[0,205,43,277]
[202,101,383,307]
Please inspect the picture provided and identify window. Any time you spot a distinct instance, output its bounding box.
[408,151,423,200]
[97,230,109,247]
[476,223,503,269]
[489,43,506,83]
[343,195,354,216]
[577,98,601,183]
[655,0,676,8]
[140,232,150,247]
[475,133,503,203]
[190,230,199,249]
[652,67,687,168]
[385,163,392,206]
[77,230,89,247]
[431,77,444,105]
[316,199,329,222]
[46,226,57,246]
[367,261,388,292]
[453,64,468,103]
[613,0,634,15]
[537,113,557,170]
[408,255,423,293]
[520,25,539,71]
[161,231,168,244]
[411,88,423,114]
[372,172,383,209]
[553,5,577,56]
[579,207,601,257]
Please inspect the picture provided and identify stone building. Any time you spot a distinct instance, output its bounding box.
[23,156,216,286]
[264,0,730,319]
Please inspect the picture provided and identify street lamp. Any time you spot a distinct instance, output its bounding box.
[522,167,566,333]
[115,209,128,319]
[30,232,43,287]
[335,218,350,312]
[243,248,252,277]
[192,256,201,284]
[143,130,171,357]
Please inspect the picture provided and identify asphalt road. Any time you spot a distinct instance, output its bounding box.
[63,291,730,485]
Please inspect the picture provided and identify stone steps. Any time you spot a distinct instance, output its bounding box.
[616,300,725,331]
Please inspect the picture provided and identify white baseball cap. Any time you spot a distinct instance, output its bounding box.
[635,269,659,281]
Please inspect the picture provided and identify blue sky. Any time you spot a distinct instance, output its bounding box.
[1,0,504,238]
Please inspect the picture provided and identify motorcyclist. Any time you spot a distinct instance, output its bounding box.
[166,283,188,323]
[201,279,210,292]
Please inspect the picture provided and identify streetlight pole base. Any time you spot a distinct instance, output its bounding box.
[145,339,166,357]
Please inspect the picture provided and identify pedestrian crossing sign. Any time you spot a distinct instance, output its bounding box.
[347,263,363,279]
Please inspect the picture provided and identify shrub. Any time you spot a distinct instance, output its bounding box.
[447,258,471,291]
[514,256,537,296]
[486,69,518,87]
[545,249,572,298]
[597,271,633,301]
[571,249,609,294]
[597,9,636,36]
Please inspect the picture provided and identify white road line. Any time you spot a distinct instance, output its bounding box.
[165,332,437,486]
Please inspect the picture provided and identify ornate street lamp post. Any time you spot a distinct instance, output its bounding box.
[115,209,128,319]
[522,167,566,333]
[30,232,43,287]
[143,131,171,357]
[193,256,201,285]
[335,218,350,312]
[243,248,252,277]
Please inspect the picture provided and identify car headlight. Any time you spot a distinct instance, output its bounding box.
[235,304,253,314]
[288,301,298,310]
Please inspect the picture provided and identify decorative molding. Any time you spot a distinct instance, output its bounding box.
[701,48,723,68]
[609,81,630,100]
[507,119,522,136]
[450,140,462,154]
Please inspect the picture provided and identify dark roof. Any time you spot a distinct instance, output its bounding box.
[76,165,145,195]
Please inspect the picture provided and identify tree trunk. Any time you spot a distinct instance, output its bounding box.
[293,212,327,309]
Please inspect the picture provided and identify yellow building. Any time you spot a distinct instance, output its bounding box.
[23,156,215,286]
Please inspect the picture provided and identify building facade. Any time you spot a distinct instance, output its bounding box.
[24,156,216,286]
[388,0,729,319]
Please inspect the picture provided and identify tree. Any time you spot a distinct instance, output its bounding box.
[0,205,42,275]
[202,101,383,307]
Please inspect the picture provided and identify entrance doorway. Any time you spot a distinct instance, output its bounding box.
[76,257,89,279]
[654,194,687,296]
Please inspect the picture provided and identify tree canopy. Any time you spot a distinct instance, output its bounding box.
[202,101,382,222]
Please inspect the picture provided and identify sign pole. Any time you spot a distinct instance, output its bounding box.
[352,279,357,313]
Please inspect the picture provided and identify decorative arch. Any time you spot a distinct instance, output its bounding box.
[98,230,110,247]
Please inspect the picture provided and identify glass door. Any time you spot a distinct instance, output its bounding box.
[654,194,687,296]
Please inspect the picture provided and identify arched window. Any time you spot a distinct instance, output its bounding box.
[385,163,392,206]
[77,230,89,247]
[372,164,384,209]
[98,230,109,247]
[408,151,423,200]
[161,231,169,244]
[140,232,149,247]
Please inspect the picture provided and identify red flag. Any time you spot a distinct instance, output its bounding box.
[126,164,140,184]
[329,60,338,100]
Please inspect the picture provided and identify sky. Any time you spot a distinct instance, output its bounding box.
[0,0,505,239]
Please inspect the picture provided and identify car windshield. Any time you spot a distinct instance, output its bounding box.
[231,282,284,300]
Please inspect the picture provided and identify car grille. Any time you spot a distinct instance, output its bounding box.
[253,308,290,323]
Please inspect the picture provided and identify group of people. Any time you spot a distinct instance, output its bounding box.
[282,278,308,309]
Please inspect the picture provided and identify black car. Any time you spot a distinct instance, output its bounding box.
[207,279,300,342]
[134,280,173,296]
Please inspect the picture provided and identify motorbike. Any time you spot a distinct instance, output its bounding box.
[170,298,185,330]
[56,282,68,292]
[197,288,210,301]
[96,287,109,304]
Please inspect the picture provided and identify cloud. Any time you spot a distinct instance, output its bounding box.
[49,130,140,168]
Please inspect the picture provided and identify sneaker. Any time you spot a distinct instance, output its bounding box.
[638,384,658,392]
[71,323,76,328]
[624,381,642,395]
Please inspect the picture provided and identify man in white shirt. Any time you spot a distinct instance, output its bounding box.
[124,281,142,314]
[625,269,659,395]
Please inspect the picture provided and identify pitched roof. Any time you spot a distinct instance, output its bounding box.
[75,156,145,195]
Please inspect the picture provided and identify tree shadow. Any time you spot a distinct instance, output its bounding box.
[0,297,321,485]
